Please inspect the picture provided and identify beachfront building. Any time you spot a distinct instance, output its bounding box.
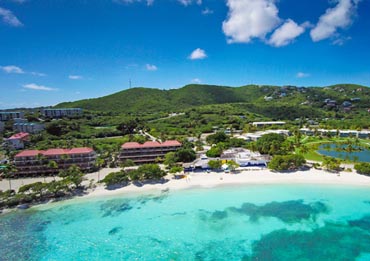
[14,147,96,176]
[13,122,45,134]
[299,128,370,138]
[242,130,290,141]
[0,112,24,121]
[119,140,182,164]
[41,108,83,118]
[5,132,30,150]
[221,148,268,167]
[252,121,286,128]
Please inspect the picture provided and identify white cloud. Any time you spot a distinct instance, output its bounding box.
[178,0,201,6]
[0,7,23,27]
[23,83,56,91]
[202,8,214,15]
[296,72,310,78]
[222,0,281,43]
[189,48,207,60]
[113,0,154,6]
[69,75,83,80]
[191,78,202,84]
[145,64,158,71]
[30,71,46,77]
[310,0,360,42]
[268,19,307,47]
[0,65,24,74]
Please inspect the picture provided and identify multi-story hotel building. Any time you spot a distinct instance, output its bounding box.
[0,112,25,121]
[14,147,96,176]
[119,140,182,164]
[41,108,83,118]
[13,122,45,134]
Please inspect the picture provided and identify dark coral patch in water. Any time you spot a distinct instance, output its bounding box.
[108,226,123,235]
[244,223,370,261]
[348,215,370,232]
[211,210,228,220]
[100,199,133,217]
[230,200,329,223]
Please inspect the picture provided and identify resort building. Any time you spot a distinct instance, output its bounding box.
[0,112,24,121]
[41,108,83,118]
[13,122,45,134]
[119,140,182,164]
[242,130,290,141]
[14,147,96,176]
[299,128,370,139]
[5,132,30,150]
[221,148,268,167]
[0,121,4,133]
[252,121,286,127]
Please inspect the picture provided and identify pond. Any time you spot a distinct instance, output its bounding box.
[317,143,370,163]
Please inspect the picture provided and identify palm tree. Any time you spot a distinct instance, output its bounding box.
[95,158,104,182]
[47,160,58,181]
[3,164,17,191]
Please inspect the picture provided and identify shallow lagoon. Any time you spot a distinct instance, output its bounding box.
[1,184,370,260]
[317,143,370,163]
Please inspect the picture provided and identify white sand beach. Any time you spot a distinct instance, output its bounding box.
[2,167,370,209]
[82,167,370,200]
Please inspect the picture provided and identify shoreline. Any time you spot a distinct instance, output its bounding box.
[2,168,370,214]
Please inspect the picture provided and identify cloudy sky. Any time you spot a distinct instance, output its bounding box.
[0,0,369,108]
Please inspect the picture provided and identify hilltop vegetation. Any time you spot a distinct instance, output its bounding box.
[57,84,370,117]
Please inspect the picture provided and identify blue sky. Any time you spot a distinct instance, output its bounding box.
[0,0,369,109]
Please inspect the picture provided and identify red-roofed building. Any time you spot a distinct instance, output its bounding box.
[14,147,96,176]
[5,132,30,150]
[119,140,182,164]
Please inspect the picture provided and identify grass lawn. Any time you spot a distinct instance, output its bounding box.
[297,136,369,163]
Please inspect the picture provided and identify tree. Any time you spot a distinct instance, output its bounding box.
[206,132,229,145]
[322,156,342,172]
[256,133,287,155]
[138,164,166,180]
[47,160,59,181]
[206,146,223,158]
[101,171,129,186]
[117,119,139,135]
[64,165,84,188]
[175,148,196,163]
[95,158,105,182]
[268,154,306,171]
[1,164,16,191]
[169,166,183,174]
[120,159,135,168]
[354,162,370,176]
[227,160,239,172]
[164,152,177,167]
[208,160,222,170]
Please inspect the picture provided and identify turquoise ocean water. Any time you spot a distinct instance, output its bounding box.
[1,184,370,260]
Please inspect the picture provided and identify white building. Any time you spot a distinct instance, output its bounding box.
[221,148,268,167]
[5,132,29,150]
[244,130,290,141]
[0,112,24,121]
[42,108,83,118]
[252,121,286,127]
[299,128,370,138]
[13,122,45,134]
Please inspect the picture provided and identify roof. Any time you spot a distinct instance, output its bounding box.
[122,140,182,149]
[8,132,29,140]
[15,147,94,158]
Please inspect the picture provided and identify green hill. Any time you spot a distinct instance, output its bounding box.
[56,84,370,116]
